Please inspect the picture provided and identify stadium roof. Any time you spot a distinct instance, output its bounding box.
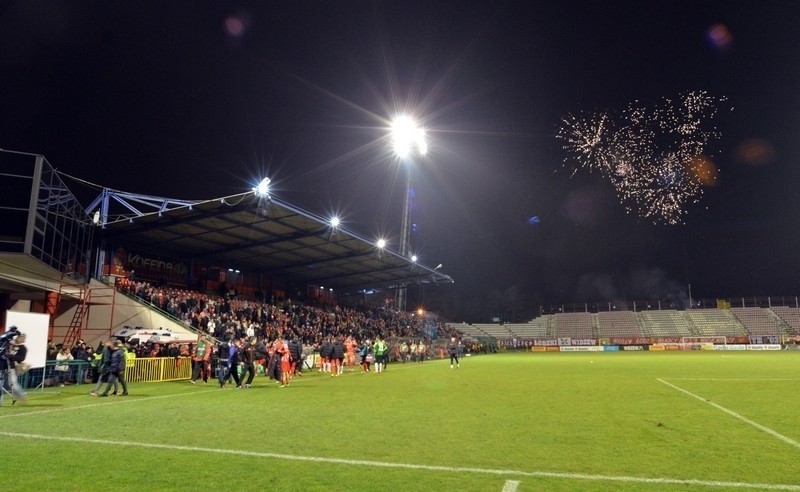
[92,189,453,295]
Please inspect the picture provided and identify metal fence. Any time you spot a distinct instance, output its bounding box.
[14,357,193,390]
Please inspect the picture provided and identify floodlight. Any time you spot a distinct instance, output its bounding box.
[330,216,340,228]
[253,177,271,197]
[411,255,418,262]
[376,238,387,249]
[391,116,426,157]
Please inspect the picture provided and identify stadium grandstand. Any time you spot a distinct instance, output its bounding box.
[0,150,453,349]
[451,303,800,348]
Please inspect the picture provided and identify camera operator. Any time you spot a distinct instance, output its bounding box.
[0,327,28,406]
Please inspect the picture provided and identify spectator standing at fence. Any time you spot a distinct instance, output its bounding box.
[100,341,128,396]
[55,346,73,387]
[90,340,114,396]
[448,337,460,369]
[73,342,90,384]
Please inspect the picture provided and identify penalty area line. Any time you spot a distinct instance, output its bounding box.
[1,431,800,490]
[657,378,800,451]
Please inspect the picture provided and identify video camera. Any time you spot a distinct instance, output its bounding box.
[0,326,19,343]
[0,325,20,357]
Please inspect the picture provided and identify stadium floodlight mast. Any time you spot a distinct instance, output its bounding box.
[391,115,427,312]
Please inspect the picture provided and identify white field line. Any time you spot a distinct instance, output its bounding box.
[0,388,220,421]
[502,479,520,491]
[668,378,800,382]
[1,431,799,490]
[657,378,800,451]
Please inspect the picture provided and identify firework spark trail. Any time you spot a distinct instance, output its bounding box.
[557,91,727,225]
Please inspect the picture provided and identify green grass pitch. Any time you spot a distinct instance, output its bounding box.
[1,352,798,491]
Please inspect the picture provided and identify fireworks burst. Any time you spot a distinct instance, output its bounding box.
[557,91,727,225]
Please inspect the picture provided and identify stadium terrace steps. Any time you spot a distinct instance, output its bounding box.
[685,309,746,336]
[730,307,781,335]
[505,321,549,339]
[552,312,594,338]
[452,323,487,340]
[639,310,693,337]
[596,311,643,337]
[454,307,794,342]
[472,323,516,339]
[770,306,800,334]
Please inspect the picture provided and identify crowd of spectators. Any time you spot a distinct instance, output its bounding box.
[114,278,462,346]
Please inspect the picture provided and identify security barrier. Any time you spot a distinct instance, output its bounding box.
[18,360,93,389]
[15,357,193,389]
[126,356,192,383]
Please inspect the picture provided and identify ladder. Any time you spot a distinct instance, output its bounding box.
[61,285,89,347]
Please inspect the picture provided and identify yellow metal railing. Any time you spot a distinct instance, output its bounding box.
[125,356,192,383]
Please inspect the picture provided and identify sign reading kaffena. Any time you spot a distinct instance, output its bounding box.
[126,253,188,275]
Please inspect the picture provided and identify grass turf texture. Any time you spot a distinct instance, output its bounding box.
[1,352,798,491]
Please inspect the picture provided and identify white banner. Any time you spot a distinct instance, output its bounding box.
[712,344,747,351]
[746,344,781,351]
[559,346,604,352]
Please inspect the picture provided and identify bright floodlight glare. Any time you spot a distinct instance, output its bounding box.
[411,255,418,262]
[253,177,271,197]
[330,216,340,228]
[391,116,427,157]
[376,238,387,249]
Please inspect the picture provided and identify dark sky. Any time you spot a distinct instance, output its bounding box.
[2,1,799,321]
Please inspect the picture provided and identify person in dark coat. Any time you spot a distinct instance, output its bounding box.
[99,341,128,396]
[90,340,114,396]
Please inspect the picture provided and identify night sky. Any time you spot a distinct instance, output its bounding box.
[2,1,799,321]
